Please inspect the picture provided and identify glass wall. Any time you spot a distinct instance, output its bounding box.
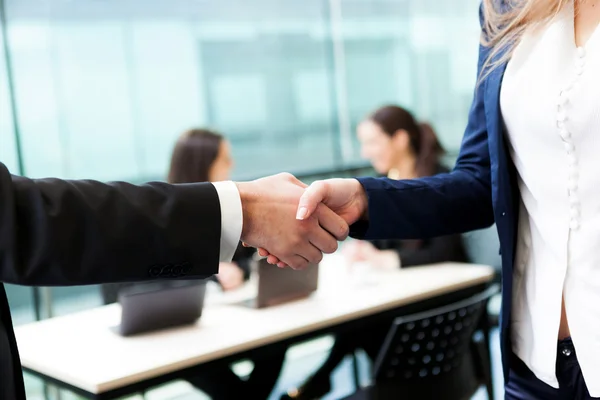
[339,0,481,156]
[1,0,483,397]
[2,0,481,182]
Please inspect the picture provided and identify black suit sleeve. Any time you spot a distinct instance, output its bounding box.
[0,163,221,286]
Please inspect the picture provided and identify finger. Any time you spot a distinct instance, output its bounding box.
[269,256,282,264]
[277,262,289,268]
[294,241,323,265]
[282,254,310,270]
[296,180,329,220]
[315,203,350,241]
[258,248,269,257]
[242,242,251,248]
[308,225,339,256]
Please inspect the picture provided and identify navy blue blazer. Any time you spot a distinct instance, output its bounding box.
[353,6,515,382]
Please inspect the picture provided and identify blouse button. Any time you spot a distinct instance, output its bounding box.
[560,129,571,140]
[570,208,580,218]
[564,81,574,91]
[570,220,580,231]
[558,93,569,106]
[569,193,580,205]
[564,142,574,153]
[577,47,586,58]
[557,110,568,122]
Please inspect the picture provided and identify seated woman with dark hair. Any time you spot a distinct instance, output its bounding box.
[281,106,468,400]
[101,129,285,399]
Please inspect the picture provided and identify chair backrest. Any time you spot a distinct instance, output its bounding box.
[372,285,499,386]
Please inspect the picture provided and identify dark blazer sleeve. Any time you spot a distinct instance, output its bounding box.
[0,163,221,286]
[351,5,494,241]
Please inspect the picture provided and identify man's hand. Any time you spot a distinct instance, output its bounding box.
[257,178,369,267]
[236,173,350,270]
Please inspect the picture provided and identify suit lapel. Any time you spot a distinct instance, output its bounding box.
[484,46,520,309]
[484,51,509,207]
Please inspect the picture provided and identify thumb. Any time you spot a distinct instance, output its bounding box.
[296,180,328,220]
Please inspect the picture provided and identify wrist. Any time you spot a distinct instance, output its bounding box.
[351,179,369,220]
[235,182,258,242]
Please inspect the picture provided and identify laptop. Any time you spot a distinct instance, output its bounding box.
[113,280,207,336]
[238,256,319,309]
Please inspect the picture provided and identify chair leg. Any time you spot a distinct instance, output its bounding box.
[481,308,494,400]
[483,335,494,400]
[351,351,361,390]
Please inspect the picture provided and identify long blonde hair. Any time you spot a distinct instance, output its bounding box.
[480,0,571,80]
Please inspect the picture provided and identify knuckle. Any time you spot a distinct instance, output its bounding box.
[339,224,350,240]
[292,236,304,247]
[328,241,339,254]
[315,252,324,263]
[311,180,325,191]
[298,224,310,238]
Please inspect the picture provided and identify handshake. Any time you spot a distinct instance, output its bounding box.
[237,173,369,270]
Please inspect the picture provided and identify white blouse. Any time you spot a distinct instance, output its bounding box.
[500,2,600,395]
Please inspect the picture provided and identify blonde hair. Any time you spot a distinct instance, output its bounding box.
[480,0,571,80]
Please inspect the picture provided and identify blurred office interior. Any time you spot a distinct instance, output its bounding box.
[0,0,503,399]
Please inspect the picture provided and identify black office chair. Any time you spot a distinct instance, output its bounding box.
[344,285,499,400]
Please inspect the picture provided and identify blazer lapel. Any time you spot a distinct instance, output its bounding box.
[484,53,509,207]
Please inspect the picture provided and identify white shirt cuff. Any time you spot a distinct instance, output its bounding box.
[212,181,243,263]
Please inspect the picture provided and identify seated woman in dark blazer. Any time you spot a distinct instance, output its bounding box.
[101,129,285,399]
[282,106,468,400]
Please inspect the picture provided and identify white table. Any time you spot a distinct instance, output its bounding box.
[15,256,494,398]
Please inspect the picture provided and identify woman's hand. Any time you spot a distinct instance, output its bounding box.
[343,241,400,271]
[216,262,244,291]
[342,240,371,263]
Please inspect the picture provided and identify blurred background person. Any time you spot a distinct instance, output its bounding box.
[102,128,286,399]
[343,105,468,271]
[167,128,252,291]
[282,105,468,400]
